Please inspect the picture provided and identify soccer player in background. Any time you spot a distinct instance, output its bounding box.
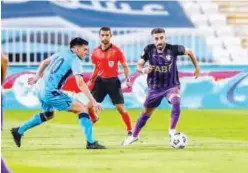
[11,37,106,149]
[87,27,133,136]
[122,28,200,146]
[1,52,11,173]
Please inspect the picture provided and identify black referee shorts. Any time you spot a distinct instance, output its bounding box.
[91,76,124,105]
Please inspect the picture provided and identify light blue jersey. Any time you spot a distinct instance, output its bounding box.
[39,49,84,91]
[37,49,84,112]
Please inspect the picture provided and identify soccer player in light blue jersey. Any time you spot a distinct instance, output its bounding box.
[11,37,106,149]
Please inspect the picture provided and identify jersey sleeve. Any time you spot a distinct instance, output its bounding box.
[117,48,127,64]
[71,57,84,76]
[140,46,149,62]
[174,45,185,56]
[91,51,97,65]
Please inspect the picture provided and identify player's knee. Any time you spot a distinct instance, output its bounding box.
[143,107,154,116]
[116,105,124,114]
[40,112,54,121]
[70,101,87,114]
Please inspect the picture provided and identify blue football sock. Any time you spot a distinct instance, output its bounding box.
[18,113,44,135]
[78,113,95,143]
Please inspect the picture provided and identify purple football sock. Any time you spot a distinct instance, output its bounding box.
[1,157,10,173]
[170,97,181,129]
[133,112,150,137]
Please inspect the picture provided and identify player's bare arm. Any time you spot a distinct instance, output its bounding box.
[28,57,52,85]
[121,62,131,88]
[1,52,8,85]
[137,59,153,74]
[184,49,200,79]
[121,62,129,79]
[74,75,102,112]
[88,64,99,85]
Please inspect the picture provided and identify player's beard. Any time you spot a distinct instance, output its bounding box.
[101,40,109,45]
[156,43,165,52]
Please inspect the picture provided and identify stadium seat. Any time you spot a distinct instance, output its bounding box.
[181,2,202,15]
[207,14,227,26]
[228,47,248,60]
[211,47,231,64]
[221,36,241,48]
[241,37,248,48]
[196,27,215,37]
[190,15,209,27]
[214,26,234,37]
[198,2,219,14]
[206,36,224,48]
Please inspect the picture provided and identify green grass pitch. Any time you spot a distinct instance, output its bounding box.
[2,109,248,173]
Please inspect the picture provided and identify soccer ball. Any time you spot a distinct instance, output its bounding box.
[170,132,188,149]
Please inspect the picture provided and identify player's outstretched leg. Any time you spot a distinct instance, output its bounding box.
[11,112,54,147]
[122,107,155,146]
[1,157,11,173]
[169,97,181,140]
[115,104,132,136]
[70,100,106,149]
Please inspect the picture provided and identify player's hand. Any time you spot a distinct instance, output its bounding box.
[194,67,200,79]
[87,80,92,87]
[91,99,103,113]
[93,102,103,113]
[28,75,40,85]
[142,66,153,74]
[126,78,131,88]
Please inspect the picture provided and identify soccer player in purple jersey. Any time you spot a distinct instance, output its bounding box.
[122,28,200,146]
[1,52,11,173]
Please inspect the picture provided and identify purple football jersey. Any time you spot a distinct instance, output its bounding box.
[141,43,185,90]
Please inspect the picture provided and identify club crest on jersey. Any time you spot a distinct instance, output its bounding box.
[108,61,114,68]
[165,55,171,61]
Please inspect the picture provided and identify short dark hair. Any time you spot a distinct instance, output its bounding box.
[151,28,165,35]
[99,26,111,33]
[70,37,88,48]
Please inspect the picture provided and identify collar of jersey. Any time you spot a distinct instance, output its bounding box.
[99,44,113,52]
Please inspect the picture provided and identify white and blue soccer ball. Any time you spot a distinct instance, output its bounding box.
[170,132,188,149]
